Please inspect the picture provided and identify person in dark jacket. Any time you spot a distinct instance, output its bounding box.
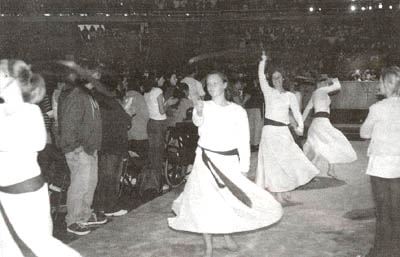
[92,75,131,217]
[58,70,106,236]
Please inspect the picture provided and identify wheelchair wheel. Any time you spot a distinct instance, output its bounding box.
[164,157,187,188]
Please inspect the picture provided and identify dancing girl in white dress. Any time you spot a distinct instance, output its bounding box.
[255,52,319,204]
[168,71,282,257]
[302,78,357,179]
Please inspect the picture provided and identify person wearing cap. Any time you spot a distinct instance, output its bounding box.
[58,61,107,235]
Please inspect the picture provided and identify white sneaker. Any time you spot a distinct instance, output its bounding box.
[162,184,170,192]
[104,209,128,217]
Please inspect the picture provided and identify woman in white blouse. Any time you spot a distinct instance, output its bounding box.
[255,52,319,204]
[168,71,282,257]
[144,77,177,190]
[0,60,81,257]
[360,66,400,257]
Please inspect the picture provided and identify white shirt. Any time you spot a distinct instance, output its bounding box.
[361,97,400,178]
[144,87,167,120]
[181,76,205,101]
[0,103,46,186]
[258,60,303,128]
[193,101,250,173]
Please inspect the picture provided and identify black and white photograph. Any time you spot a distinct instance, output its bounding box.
[0,1,399,256]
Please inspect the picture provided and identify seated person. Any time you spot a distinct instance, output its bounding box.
[166,83,194,127]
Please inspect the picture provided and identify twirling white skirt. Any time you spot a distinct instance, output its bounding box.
[303,118,357,166]
[256,125,320,192]
[168,148,283,234]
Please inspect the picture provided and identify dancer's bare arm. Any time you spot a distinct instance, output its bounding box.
[302,95,314,121]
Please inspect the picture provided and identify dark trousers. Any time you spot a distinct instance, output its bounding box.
[369,176,400,257]
[128,139,149,160]
[37,143,70,186]
[93,153,123,213]
[147,119,167,176]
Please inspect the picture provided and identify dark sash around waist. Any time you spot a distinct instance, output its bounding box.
[312,112,330,119]
[0,175,45,194]
[0,176,43,257]
[199,146,252,208]
[264,118,289,127]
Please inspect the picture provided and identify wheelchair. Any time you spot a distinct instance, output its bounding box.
[164,122,198,188]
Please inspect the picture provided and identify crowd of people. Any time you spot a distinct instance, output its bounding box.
[0,46,400,257]
[0,7,399,257]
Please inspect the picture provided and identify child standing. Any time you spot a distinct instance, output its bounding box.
[360,66,400,257]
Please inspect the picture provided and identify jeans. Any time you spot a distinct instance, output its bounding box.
[128,139,149,160]
[65,148,98,226]
[38,143,69,186]
[93,153,123,213]
[369,176,400,257]
[147,119,167,177]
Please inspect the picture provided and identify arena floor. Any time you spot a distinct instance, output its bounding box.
[69,141,375,257]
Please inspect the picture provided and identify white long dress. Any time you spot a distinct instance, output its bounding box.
[303,88,357,167]
[0,103,81,257]
[168,101,282,234]
[255,61,319,193]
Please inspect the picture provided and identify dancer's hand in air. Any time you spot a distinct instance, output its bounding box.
[261,51,268,62]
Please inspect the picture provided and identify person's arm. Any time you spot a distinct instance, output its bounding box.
[192,99,204,127]
[302,94,314,121]
[157,93,166,115]
[242,93,251,105]
[360,105,378,139]
[289,93,304,136]
[320,78,341,94]
[59,93,84,153]
[258,52,273,95]
[237,108,251,175]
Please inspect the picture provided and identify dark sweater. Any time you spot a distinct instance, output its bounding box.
[93,90,131,157]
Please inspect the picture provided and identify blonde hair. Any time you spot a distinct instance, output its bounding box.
[380,66,400,97]
[0,59,46,104]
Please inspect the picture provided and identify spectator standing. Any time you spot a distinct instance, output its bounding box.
[125,77,150,159]
[244,78,264,152]
[181,66,205,102]
[144,78,177,191]
[58,66,106,235]
[360,66,400,257]
[92,76,131,217]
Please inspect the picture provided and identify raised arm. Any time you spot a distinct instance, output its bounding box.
[319,78,341,94]
[360,105,378,139]
[302,94,314,121]
[258,52,273,95]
